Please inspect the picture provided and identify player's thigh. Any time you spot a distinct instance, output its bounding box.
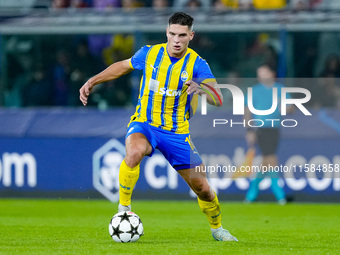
[125,133,153,159]
[157,133,202,170]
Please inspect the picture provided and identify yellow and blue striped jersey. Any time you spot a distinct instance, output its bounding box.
[129,43,215,134]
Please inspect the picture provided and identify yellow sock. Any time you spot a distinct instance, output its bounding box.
[119,159,140,206]
[197,192,222,229]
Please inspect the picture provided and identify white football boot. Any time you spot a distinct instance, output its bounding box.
[118,204,131,212]
[212,227,238,241]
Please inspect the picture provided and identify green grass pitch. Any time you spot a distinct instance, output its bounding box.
[0,199,339,255]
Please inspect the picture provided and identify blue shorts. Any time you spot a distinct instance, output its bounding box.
[126,122,202,170]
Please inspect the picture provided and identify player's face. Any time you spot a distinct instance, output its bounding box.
[166,24,194,58]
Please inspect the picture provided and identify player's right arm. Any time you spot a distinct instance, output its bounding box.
[79,58,133,106]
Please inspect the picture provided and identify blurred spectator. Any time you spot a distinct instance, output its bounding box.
[33,0,52,9]
[186,0,202,10]
[213,0,253,10]
[122,0,144,9]
[290,0,309,10]
[213,0,228,10]
[52,0,70,8]
[70,0,88,8]
[173,0,211,11]
[221,0,239,9]
[309,0,323,8]
[237,33,279,77]
[320,54,340,78]
[314,54,340,108]
[93,0,121,9]
[101,34,134,106]
[239,0,252,9]
[53,49,72,105]
[4,37,35,107]
[102,34,134,66]
[85,34,135,107]
[88,35,113,60]
[298,46,317,77]
[252,0,286,9]
[4,53,30,107]
[215,0,286,10]
[315,76,340,108]
[53,0,90,8]
[73,40,101,75]
[83,0,93,6]
[152,0,169,10]
[315,32,340,76]
[313,0,340,9]
[23,65,53,107]
[69,40,103,106]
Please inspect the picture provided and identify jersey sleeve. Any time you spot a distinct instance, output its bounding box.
[129,45,151,70]
[193,56,216,84]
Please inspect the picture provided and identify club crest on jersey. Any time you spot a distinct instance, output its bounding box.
[181,70,188,82]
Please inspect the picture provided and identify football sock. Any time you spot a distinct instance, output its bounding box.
[211,226,222,233]
[197,192,222,229]
[119,159,140,206]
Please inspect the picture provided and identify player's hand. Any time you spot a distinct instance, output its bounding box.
[79,80,94,106]
[186,80,203,95]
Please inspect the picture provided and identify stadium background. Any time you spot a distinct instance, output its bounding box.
[0,0,339,203]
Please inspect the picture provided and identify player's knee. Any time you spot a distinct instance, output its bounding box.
[125,145,146,167]
[193,183,211,200]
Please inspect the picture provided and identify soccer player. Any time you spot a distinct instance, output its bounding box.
[244,63,293,205]
[79,12,237,241]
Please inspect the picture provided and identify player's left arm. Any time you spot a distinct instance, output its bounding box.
[186,57,223,107]
[186,80,223,107]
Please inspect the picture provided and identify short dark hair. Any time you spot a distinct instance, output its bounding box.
[168,12,194,30]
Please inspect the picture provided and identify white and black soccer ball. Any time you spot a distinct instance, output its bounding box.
[109,211,144,243]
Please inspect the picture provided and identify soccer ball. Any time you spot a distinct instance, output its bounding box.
[109,211,144,243]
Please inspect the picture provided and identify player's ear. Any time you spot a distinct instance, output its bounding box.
[190,31,195,41]
[166,27,170,41]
